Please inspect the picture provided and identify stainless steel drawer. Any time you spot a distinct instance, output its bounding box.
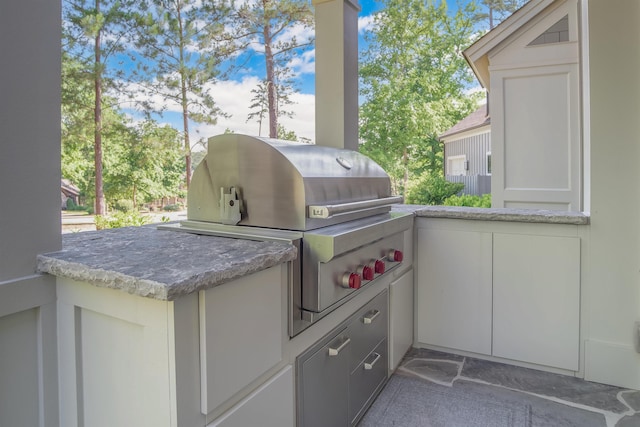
[349,339,388,425]
[298,328,351,427]
[346,290,388,373]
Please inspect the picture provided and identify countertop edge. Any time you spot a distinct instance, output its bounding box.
[36,233,298,301]
[402,206,590,225]
[37,254,170,300]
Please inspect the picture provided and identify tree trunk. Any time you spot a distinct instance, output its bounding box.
[489,6,494,29]
[403,147,409,195]
[94,0,106,215]
[177,0,192,188]
[181,81,191,188]
[263,2,277,138]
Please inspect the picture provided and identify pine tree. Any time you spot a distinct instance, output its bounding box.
[234,0,313,138]
[128,0,236,188]
[479,0,528,29]
[63,0,136,214]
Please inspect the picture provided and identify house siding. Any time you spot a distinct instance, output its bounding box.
[444,131,491,176]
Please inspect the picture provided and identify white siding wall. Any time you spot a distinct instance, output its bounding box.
[489,0,581,211]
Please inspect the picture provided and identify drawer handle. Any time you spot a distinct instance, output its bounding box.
[364,353,381,370]
[363,310,380,324]
[328,337,351,356]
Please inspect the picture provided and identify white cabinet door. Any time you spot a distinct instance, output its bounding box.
[416,228,493,355]
[208,366,294,427]
[389,268,414,370]
[493,233,580,370]
[200,265,285,415]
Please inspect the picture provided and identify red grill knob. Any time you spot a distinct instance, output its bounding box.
[374,259,386,274]
[342,272,362,289]
[359,265,374,281]
[388,249,404,263]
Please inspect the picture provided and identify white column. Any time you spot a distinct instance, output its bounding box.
[584,0,640,389]
[313,0,360,150]
[0,0,62,424]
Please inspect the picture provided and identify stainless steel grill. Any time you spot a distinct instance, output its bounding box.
[177,134,411,336]
[187,134,402,230]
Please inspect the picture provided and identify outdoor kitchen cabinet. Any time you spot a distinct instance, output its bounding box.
[415,218,581,372]
[56,264,293,427]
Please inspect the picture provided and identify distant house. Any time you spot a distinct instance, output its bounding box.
[439,104,491,196]
[60,179,80,209]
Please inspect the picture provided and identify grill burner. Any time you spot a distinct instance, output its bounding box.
[174,134,411,336]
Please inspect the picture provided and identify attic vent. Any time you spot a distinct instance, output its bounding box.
[528,15,569,46]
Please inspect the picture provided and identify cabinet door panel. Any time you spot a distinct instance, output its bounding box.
[493,234,580,370]
[390,269,414,370]
[208,366,294,427]
[416,228,493,355]
[200,266,284,414]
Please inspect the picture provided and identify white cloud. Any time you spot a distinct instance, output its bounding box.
[275,21,314,48]
[192,78,316,145]
[118,70,317,147]
[358,14,376,33]
[286,49,316,76]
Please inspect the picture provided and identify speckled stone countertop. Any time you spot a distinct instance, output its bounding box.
[410,205,590,225]
[37,225,297,301]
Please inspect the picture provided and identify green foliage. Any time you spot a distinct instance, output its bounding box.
[359,0,483,196]
[277,125,298,141]
[112,199,135,212]
[405,174,465,205]
[103,120,184,207]
[94,211,151,230]
[444,194,492,208]
[65,199,90,212]
[162,204,183,212]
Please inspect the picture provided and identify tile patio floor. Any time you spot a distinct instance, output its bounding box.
[362,348,640,427]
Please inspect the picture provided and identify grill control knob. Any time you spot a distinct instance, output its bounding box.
[387,249,404,263]
[374,259,386,274]
[358,265,374,281]
[342,272,362,289]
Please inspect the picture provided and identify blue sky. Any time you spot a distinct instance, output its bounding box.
[127,0,484,146]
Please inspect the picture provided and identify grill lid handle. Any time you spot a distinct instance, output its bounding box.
[307,196,403,219]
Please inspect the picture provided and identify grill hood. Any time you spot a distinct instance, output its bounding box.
[187,134,400,231]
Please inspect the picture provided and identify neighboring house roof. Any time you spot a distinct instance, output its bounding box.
[439,104,490,141]
[463,0,557,90]
[61,179,80,197]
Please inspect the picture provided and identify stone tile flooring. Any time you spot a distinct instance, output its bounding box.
[384,348,640,427]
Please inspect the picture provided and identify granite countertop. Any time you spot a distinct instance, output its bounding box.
[411,205,590,225]
[37,225,297,301]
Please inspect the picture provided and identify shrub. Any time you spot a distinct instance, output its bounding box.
[113,199,135,213]
[444,194,492,208]
[95,211,151,230]
[405,175,465,205]
[65,199,90,212]
[163,203,183,212]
